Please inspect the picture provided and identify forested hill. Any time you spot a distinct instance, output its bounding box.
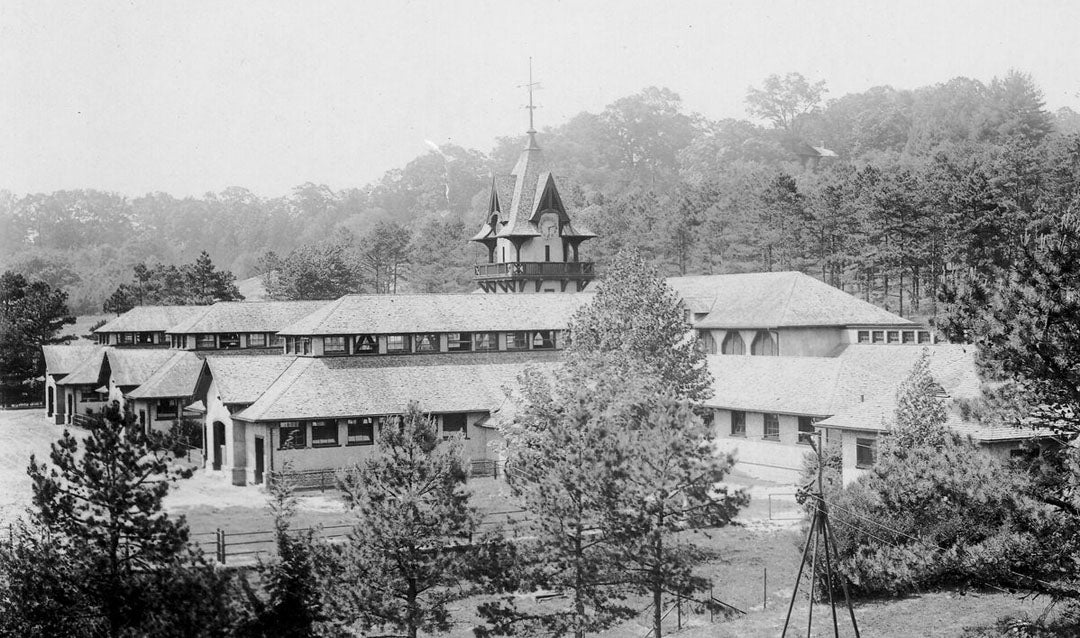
[3,71,1079,317]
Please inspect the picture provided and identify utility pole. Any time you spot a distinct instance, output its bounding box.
[781,432,860,638]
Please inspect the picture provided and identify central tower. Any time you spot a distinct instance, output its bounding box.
[470,72,596,293]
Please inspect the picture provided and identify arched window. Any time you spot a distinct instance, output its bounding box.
[721,332,746,355]
[750,331,777,356]
[698,331,717,354]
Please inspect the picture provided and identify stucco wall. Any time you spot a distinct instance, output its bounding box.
[839,429,878,486]
[775,327,845,357]
[712,408,812,483]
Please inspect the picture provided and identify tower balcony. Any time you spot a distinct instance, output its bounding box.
[474,261,595,293]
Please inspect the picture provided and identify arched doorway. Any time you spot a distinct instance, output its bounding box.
[212,421,226,471]
[47,386,54,417]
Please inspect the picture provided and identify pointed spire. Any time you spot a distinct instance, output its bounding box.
[487,174,501,214]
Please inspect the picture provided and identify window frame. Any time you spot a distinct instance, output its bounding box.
[441,413,468,438]
[871,330,885,344]
[918,331,932,344]
[248,333,267,348]
[531,330,556,350]
[155,398,179,420]
[137,332,155,345]
[353,334,378,355]
[446,332,472,352]
[310,420,339,447]
[345,417,375,446]
[856,437,877,468]
[901,331,915,344]
[386,334,410,354]
[763,413,780,441]
[279,421,306,449]
[857,330,870,344]
[473,332,497,351]
[196,334,216,350]
[886,330,900,344]
[323,335,347,355]
[119,332,134,345]
[219,333,241,349]
[730,410,746,437]
[505,331,530,351]
[413,333,439,353]
[797,416,816,445]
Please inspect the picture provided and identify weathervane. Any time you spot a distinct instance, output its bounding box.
[518,57,541,134]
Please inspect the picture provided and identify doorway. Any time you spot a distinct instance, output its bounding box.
[254,437,265,484]
[47,386,54,417]
[67,393,74,424]
[212,421,225,471]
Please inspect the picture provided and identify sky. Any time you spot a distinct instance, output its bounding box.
[2,0,1079,199]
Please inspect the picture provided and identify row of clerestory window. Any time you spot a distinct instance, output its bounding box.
[277,413,468,451]
[283,331,559,356]
[168,333,283,350]
[698,330,778,356]
[856,329,933,345]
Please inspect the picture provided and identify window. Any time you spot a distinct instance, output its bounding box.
[797,416,815,445]
[442,413,467,438]
[698,331,717,354]
[249,333,267,348]
[269,333,283,347]
[751,331,777,356]
[918,331,932,344]
[447,332,472,352]
[871,331,884,344]
[324,336,347,354]
[730,410,746,437]
[79,389,98,403]
[220,333,241,349]
[120,333,134,345]
[856,437,877,468]
[763,413,780,440]
[354,334,378,354]
[196,334,216,350]
[156,398,178,420]
[386,334,410,353]
[285,337,295,354]
[545,245,551,262]
[279,422,306,449]
[901,331,915,344]
[311,420,338,447]
[531,330,556,350]
[857,330,870,344]
[299,337,312,355]
[414,333,439,353]
[137,332,155,345]
[346,417,374,445]
[887,331,900,344]
[473,332,497,351]
[505,331,529,350]
[721,332,746,355]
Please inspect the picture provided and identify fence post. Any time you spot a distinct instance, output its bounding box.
[216,528,226,564]
[677,595,682,630]
[763,567,767,609]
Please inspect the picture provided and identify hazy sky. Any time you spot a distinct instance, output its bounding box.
[2,0,1078,198]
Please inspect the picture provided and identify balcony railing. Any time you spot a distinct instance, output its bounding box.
[474,261,595,279]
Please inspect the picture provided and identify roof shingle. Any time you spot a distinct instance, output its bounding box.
[205,356,296,405]
[277,293,593,336]
[168,300,330,334]
[667,272,912,328]
[126,352,204,399]
[95,306,208,333]
[42,345,103,376]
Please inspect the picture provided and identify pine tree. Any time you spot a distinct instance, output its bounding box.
[569,249,711,401]
[9,401,240,637]
[331,404,477,638]
[890,349,949,449]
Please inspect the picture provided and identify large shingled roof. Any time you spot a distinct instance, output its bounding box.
[277,293,594,336]
[168,300,330,334]
[56,348,108,386]
[107,349,178,387]
[42,345,103,376]
[234,350,561,422]
[127,351,204,399]
[705,344,1040,443]
[667,272,912,329]
[95,305,208,333]
[205,356,296,405]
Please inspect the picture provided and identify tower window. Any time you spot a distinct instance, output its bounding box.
[447,333,472,352]
[545,245,551,262]
[505,331,529,350]
[474,332,497,351]
[414,333,439,353]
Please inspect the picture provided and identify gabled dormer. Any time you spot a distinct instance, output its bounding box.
[471,129,596,293]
